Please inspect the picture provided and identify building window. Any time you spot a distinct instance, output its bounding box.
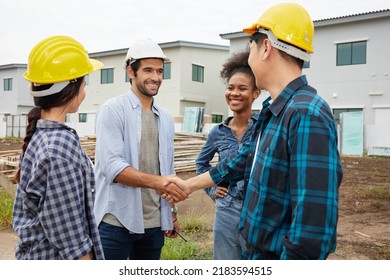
[163,62,171,79]
[303,60,310,69]
[333,108,362,124]
[85,74,89,85]
[3,78,12,91]
[79,113,87,123]
[125,71,130,83]
[211,114,223,123]
[337,41,366,66]
[101,68,114,84]
[192,64,204,83]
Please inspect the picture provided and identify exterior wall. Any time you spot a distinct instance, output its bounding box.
[307,14,390,153]
[151,47,182,118]
[221,11,390,153]
[0,65,33,116]
[0,65,33,137]
[167,46,228,117]
[0,114,6,137]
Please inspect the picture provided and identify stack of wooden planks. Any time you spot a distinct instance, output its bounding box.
[0,150,20,183]
[0,132,215,183]
[173,132,217,173]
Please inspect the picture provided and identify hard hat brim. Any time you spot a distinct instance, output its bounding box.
[243,23,259,35]
[90,58,104,72]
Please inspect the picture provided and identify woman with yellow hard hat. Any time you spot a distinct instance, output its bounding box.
[12,35,105,259]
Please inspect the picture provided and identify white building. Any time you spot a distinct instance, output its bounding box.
[0,41,229,137]
[0,64,33,137]
[221,9,390,155]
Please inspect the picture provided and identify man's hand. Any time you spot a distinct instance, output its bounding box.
[153,176,188,202]
[165,216,181,239]
[164,175,192,195]
[164,182,188,202]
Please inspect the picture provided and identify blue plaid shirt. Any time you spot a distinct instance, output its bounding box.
[12,120,104,259]
[210,75,343,259]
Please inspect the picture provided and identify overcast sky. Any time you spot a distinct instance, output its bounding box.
[1,0,389,65]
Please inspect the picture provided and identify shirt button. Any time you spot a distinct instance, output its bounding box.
[91,188,95,193]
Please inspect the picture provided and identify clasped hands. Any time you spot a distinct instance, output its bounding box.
[155,175,192,203]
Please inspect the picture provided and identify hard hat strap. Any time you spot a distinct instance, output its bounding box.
[258,28,311,62]
[29,81,70,97]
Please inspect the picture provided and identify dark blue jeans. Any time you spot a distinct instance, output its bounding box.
[98,221,165,260]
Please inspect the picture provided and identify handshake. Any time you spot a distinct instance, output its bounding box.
[155,172,213,203]
[156,175,191,203]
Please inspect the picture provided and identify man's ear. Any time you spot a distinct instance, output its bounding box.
[126,66,135,80]
[262,38,273,60]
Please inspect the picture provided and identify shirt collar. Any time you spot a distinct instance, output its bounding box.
[128,89,160,116]
[36,119,78,135]
[220,113,258,128]
[266,75,309,116]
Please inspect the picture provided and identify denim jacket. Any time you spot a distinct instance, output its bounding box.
[196,114,258,208]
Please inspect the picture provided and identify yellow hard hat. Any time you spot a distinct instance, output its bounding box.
[24,35,103,84]
[243,3,314,54]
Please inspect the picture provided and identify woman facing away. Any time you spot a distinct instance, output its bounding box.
[196,50,260,259]
[12,35,105,260]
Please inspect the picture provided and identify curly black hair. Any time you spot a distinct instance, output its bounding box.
[220,49,257,89]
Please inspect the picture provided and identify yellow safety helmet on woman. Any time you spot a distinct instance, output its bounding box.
[243,3,314,61]
[24,35,103,84]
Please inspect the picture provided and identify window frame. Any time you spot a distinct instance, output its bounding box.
[3,78,12,91]
[192,64,204,83]
[163,62,171,80]
[101,68,114,84]
[211,114,223,123]
[79,113,87,123]
[336,40,367,66]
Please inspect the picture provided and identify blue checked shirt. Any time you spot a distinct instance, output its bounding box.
[12,120,104,259]
[210,75,343,260]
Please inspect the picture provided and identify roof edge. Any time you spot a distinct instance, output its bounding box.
[220,9,390,39]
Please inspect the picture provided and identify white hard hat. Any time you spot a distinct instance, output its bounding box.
[123,38,170,69]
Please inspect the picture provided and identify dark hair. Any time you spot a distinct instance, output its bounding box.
[14,77,84,183]
[127,60,142,85]
[251,32,304,69]
[220,49,257,90]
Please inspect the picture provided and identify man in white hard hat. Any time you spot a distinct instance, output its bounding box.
[94,38,187,260]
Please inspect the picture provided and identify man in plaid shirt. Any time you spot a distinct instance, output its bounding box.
[168,3,343,260]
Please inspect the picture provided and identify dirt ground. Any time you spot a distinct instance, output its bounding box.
[0,138,389,259]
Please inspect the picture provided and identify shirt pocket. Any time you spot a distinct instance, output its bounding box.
[217,144,231,161]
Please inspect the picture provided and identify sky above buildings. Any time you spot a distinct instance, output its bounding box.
[0,0,389,65]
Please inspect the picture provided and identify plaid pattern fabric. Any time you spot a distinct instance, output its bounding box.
[12,120,104,259]
[210,75,343,259]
